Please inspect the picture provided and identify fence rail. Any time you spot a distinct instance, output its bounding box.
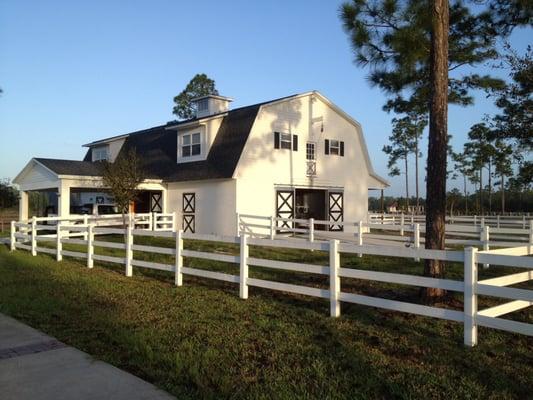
[8,219,533,346]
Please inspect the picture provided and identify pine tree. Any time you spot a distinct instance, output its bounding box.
[173,74,219,120]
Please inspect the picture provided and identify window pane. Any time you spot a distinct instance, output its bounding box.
[192,133,201,144]
[280,133,291,149]
[281,140,292,149]
[183,135,191,145]
[306,143,315,160]
[182,145,191,157]
[191,144,201,155]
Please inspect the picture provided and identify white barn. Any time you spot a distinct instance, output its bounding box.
[14,91,388,235]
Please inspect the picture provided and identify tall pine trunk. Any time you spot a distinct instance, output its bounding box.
[501,174,505,213]
[479,168,483,215]
[423,0,449,302]
[488,160,492,214]
[405,154,410,211]
[463,174,468,214]
[415,137,420,214]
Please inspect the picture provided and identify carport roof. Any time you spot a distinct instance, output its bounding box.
[34,158,104,177]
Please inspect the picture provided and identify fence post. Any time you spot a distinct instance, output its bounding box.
[175,230,183,286]
[464,247,478,347]
[125,224,133,277]
[172,211,177,232]
[523,215,526,229]
[269,216,275,240]
[474,215,477,227]
[83,215,88,240]
[357,221,363,258]
[481,225,490,269]
[30,216,37,256]
[10,221,15,251]
[56,222,62,262]
[239,234,249,299]
[309,218,314,243]
[400,213,404,236]
[529,220,533,248]
[414,223,420,261]
[152,212,157,231]
[480,216,485,228]
[329,239,341,317]
[87,224,94,269]
[148,212,153,231]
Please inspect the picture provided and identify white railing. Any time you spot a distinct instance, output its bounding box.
[238,213,533,251]
[370,213,532,229]
[8,221,533,346]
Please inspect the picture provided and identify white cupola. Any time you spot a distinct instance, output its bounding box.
[191,95,233,118]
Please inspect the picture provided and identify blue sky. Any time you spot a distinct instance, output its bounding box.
[0,1,530,196]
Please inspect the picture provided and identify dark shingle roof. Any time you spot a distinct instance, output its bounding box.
[40,95,290,181]
[35,158,104,176]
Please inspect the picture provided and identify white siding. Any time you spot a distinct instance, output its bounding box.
[167,179,237,236]
[234,93,372,230]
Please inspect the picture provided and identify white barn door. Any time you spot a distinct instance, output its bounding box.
[276,190,294,232]
[328,192,343,231]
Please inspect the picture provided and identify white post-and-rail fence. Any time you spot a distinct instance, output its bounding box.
[9,220,533,346]
[237,213,533,252]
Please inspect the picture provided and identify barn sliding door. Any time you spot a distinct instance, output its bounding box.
[150,192,162,213]
[328,192,343,231]
[276,190,294,232]
[182,193,195,233]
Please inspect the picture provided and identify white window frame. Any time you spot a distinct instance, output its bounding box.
[92,146,109,162]
[306,142,316,160]
[280,133,292,150]
[196,98,208,113]
[181,132,201,158]
[329,140,340,156]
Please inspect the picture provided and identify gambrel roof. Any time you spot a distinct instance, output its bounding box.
[17,92,389,188]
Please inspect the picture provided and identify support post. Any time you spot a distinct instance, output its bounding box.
[87,224,94,269]
[125,223,133,277]
[269,216,275,240]
[236,212,241,237]
[464,247,478,347]
[83,215,89,240]
[414,223,420,262]
[482,225,490,269]
[239,234,249,299]
[175,230,183,286]
[31,216,37,256]
[10,221,15,251]
[400,213,404,236]
[56,222,62,261]
[309,218,314,243]
[357,221,363,258]
[172,211,177,232]
[329,239,340,317]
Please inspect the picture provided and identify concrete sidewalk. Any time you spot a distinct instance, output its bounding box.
[0,314,174,400]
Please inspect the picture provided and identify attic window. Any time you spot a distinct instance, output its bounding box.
[181,132,201,157]
[92,146,109,161]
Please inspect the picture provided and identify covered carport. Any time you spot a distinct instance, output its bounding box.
[13,158,167,220]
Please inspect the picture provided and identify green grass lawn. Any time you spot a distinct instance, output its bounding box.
[0,238,532,399]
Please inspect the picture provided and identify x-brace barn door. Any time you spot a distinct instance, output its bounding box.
[276,190,294,232]
[328,192,343,231]
[150,192,163,213]
[182,193,195,233]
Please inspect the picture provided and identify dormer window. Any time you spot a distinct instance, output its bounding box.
[92,145,109,161]
[181,132,201,157]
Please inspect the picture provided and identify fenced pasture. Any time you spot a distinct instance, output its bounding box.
[9,214,533,347]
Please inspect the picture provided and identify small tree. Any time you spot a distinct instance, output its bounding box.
[102,148,145,227]
[173,73,219,120]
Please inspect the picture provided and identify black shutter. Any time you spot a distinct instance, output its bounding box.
[274,132,280,149]
[325,139,330,155]
[292,134,298,151]
[340,141,344,156]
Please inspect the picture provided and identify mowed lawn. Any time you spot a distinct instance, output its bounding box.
[0,236,532,399]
